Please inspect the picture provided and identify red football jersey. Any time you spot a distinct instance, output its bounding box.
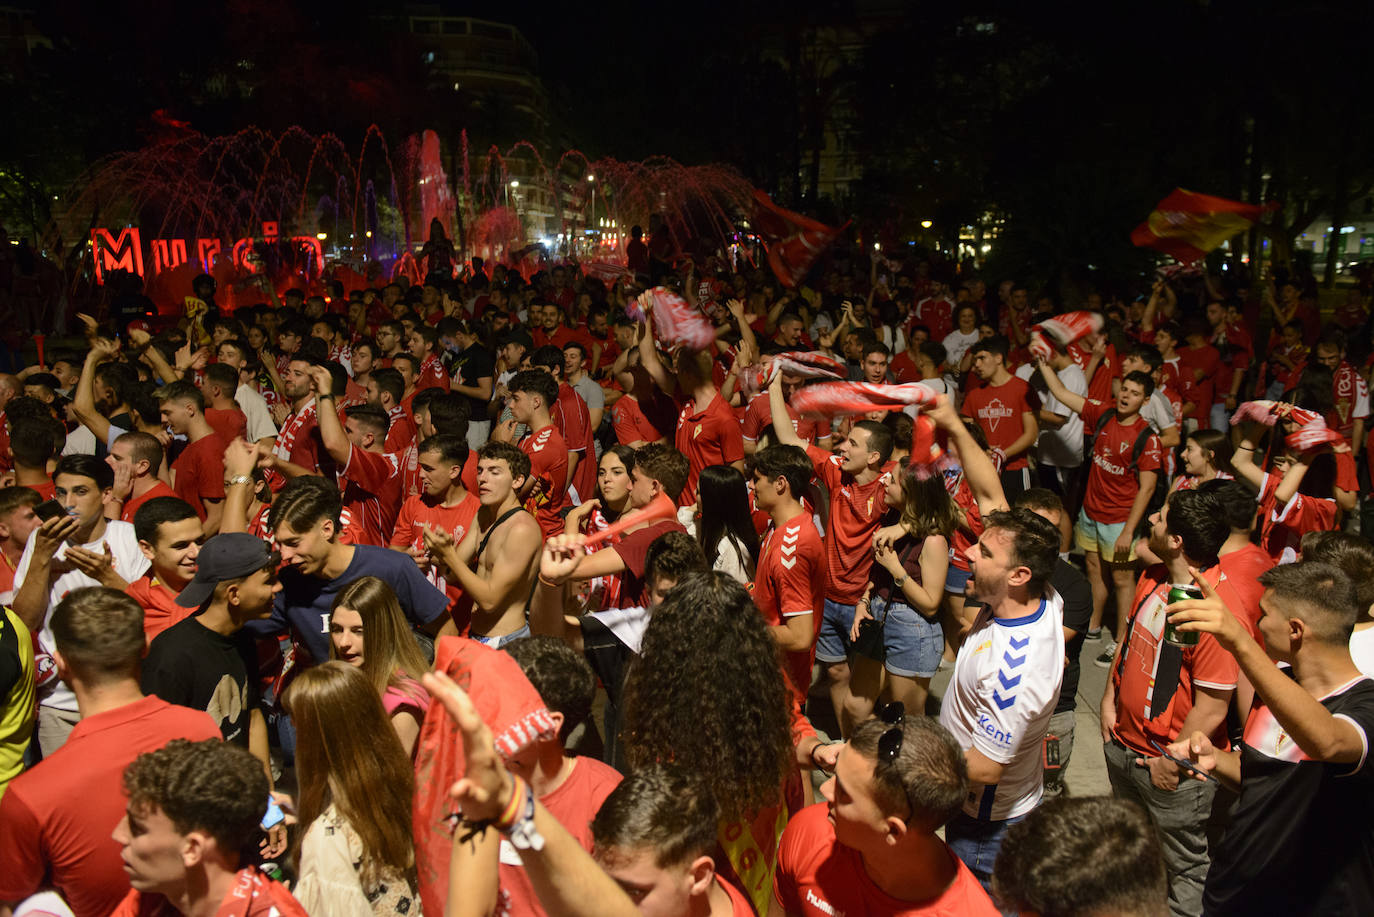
[519,424,570,538]
[752,511,827,703]
[960,376,1038,470]
[1081,400,1162,524]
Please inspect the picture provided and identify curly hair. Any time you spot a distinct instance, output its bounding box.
[122,739,268,859]
[622,572,794,823]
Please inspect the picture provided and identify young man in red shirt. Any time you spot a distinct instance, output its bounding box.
[638,328,744,506]
[111,739,306,916]
[750,444,827,706]
[741,371,828,454]
[537,443,690,611]
[367,366,418,455]
[0,588,221,917]
[772,714,997,917]
[497,369,570,539]
[307,367,403,548]
[591,764,756,916]
[1314,326,1369,460]
[129,496,203,642]
[407,324,451,393]
[1178,316,1222,430]
[107,432,177,523]
[156,381,226,534]
[1038,362,1161,665]
[963,336,1039,501]
[531,345,596,504]
[390,433,481,630]
[0,486,40,598]
[1100,489,1238,917]
[768,372,893,734]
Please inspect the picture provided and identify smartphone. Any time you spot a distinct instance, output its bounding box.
[1149,739,1218,783]
[34,499,65,522]
[261,798,285,830]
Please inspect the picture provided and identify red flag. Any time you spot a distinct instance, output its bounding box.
[752,190,846,288]
[792,381,941,419]
[1131,188,1274,263]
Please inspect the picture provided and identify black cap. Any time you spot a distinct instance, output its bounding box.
[175,533,281,608]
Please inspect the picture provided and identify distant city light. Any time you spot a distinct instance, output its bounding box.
[316,232,327,240]
[921,220,933,228]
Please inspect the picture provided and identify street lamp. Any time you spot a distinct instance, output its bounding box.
[921,220,933,229]
[586,174,596,247]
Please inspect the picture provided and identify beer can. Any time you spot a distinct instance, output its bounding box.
[1165,585,1203,646]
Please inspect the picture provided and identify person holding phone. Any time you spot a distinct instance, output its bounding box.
[1098,489,1244,917]
[1166,561,1374,917]
[10,455,150,755]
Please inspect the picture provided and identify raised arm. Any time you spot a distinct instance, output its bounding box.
[766,369,806,449]
[635,307,675,395]
[1169,569,1368,766]
[1228,423,1266,492]
[1035,359,1087,416]
[304,367,350,467]
[929,395,1008,515]
[73,338,121,446]
[423,671,640,917]
[219,439,259,534]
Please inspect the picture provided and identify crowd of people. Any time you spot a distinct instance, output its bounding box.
[0,241,1371,917]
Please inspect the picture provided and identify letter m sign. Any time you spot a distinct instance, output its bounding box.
[91,227,144,284]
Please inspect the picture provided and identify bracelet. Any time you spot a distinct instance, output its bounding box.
[317,392,335,401]
[224,475,253,488]
[537,573,566,589]
[808,741,835,771]
[1234,444,1253,452]
[493,774,527,832]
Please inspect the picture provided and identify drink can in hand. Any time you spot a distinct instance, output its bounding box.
[1165,585,1203,646]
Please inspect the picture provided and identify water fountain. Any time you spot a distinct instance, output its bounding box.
[63,125,757,311]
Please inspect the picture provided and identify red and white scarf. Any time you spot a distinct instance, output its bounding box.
[274,396,318,462]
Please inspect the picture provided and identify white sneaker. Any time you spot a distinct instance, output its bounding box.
[1094,641,1119,668]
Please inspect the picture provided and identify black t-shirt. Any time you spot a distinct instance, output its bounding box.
[451,343,496,418]
[1051,559,1092,714]
[141,616,261,747]
[1204,675,1374,916]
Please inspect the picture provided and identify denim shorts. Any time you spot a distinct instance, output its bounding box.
[471,622,531,649]
[815,598,856,664]
[870,594,944,678]
[944,564,972,596]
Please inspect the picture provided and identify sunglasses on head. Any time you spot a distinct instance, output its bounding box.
[876,700,905,764]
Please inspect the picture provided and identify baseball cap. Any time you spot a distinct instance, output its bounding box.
[175,533,281,608]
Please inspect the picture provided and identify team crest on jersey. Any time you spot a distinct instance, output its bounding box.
[693,424,702,439]
[979,398,1014,432]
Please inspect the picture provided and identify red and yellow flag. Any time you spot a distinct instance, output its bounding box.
[1131,188,1273,263]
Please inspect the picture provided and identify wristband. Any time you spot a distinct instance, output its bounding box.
[493,774,527,832]
[537,573,567,589]
[317,392,335,401]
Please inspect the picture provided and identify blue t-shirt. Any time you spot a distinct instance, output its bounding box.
[251,545,449,663]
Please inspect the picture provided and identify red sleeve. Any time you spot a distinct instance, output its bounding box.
[390,496,417,548]
[196,441,226,501]
[1137,431,1163,474]
[0,790,44,902]
[1336,451,1358,492]
[611,524,664,578]
[1190,632,1240,691]
[959,388,977,419]
[1291,493,1338,533]
[563,397,589,455]
[345,445,393,491]
[612,401,638,445]
[717,412,745,465]
[741,398,766,442]
[805,444,841,490]
[1080,398,1110,429]
[775,538,821,618]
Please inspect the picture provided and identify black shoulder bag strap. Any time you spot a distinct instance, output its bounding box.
[476,507,524,560]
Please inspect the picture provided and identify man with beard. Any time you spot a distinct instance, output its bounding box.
[937,507,1064,892]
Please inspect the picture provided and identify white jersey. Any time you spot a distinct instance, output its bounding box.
[12,520,150,713]
[939,587,1065,821]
